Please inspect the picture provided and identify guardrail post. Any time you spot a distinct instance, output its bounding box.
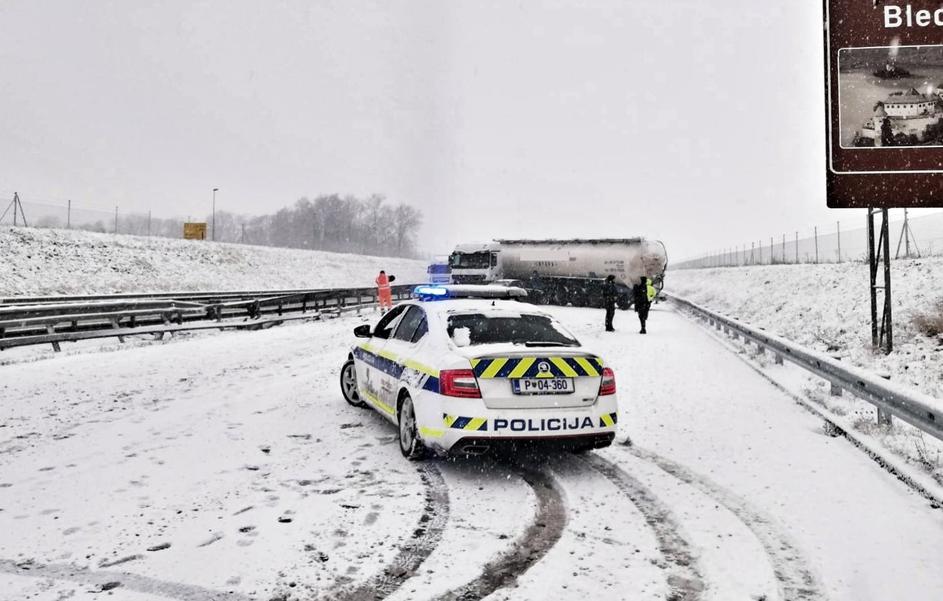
[877,373,893,426]
[46,325,61,352]
[829,355,842,396]
[110,318,125,343]
[774,353,783,365]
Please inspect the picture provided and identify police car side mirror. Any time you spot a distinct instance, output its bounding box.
[353,324,372,338]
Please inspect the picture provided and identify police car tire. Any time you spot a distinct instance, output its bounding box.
[397,395,426,460]
[340,359,367,408]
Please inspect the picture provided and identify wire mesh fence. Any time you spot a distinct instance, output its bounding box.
[673,209,943,269]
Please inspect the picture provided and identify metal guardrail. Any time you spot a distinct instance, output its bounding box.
[667,293,943,443]
[0,284,416,352]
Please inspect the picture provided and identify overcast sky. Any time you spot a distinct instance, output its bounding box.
[2,1,844,259]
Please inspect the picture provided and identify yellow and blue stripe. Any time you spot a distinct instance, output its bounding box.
[353,344,440,392]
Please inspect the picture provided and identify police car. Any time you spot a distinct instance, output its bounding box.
[339,284,618,459]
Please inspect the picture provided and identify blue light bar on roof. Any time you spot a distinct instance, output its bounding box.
[413,285,450,300]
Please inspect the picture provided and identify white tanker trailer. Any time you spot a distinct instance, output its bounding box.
[448,238,668,309]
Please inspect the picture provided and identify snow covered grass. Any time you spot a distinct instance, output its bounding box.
[667,259,943,397]
[668,261,943,488]
[0,226,427,296]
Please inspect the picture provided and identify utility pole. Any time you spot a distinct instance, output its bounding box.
[212,187,219,241]
[781,234,786,264]
[895,208,920,259]
[1,192,29,227]
[769,237,774,264]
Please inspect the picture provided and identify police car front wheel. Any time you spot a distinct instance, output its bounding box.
[340,359,366,408]
[398,395,426,460]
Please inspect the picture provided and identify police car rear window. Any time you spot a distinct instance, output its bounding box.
[446,313,579,346]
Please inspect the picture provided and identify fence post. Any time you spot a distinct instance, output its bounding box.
[837,221,842,262]
[814,226,819,263]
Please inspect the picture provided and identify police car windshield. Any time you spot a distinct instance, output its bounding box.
[447,313,579,347]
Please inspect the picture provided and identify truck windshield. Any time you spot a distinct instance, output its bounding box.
[449,252,492,269]
[447,313,579,346]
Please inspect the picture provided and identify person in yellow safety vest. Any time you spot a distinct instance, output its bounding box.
[376,270,395,312]
[632,276,654,334]
[646,277,657,303]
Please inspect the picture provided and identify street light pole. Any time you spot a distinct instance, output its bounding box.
[212,187,219,241]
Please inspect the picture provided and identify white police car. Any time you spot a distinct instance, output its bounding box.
[339,285,618,459]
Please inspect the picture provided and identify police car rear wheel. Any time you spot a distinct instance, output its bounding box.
[340,360,366,408]
[398,395,425,460]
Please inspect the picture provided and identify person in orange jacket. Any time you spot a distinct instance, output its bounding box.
[376,270,395,312]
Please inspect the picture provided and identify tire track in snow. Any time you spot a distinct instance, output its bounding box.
[0,558,253,601]
[325,464,450,601]
[432,464,567,601]
[623,446,825,601]
[581,454,705,601]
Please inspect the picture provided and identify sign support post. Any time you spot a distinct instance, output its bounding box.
[868,208,893,355]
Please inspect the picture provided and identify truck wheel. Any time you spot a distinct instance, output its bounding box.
[617,297,631,311]
[340,359,366,408]
[398,394,426,460]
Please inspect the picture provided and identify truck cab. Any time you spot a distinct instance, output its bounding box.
[449,242,501,284]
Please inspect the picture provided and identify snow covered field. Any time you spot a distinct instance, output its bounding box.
[0,226,427,296]
[2,303,942,601]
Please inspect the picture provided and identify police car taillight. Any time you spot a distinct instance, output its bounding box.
[439,369,481,398]
[599,367,617,396]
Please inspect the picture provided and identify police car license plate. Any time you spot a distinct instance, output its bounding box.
[511,378,574,395]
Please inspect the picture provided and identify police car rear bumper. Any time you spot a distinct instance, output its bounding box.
[449,432,615,456]
[414,393,618,455]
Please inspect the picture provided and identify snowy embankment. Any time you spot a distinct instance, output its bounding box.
[0,226,428,296]
[667,259,943,398]
[667,260,943,487]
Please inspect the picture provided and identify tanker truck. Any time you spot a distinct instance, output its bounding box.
[448,238,668,309]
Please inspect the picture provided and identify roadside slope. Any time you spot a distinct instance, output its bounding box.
[0,226,427,296]
[667,259,943,397]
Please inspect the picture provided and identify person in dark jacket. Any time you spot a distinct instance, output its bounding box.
[632,276,652,334]
[602,275,617,332]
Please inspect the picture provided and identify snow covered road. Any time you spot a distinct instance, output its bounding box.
[2,304,942,600]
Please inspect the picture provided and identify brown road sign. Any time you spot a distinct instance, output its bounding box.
[825,0,943,207]
[183,222,207,240]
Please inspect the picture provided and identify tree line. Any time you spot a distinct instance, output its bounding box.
[29,194,424,258]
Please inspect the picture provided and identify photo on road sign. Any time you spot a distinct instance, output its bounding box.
[839,45,943,149]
